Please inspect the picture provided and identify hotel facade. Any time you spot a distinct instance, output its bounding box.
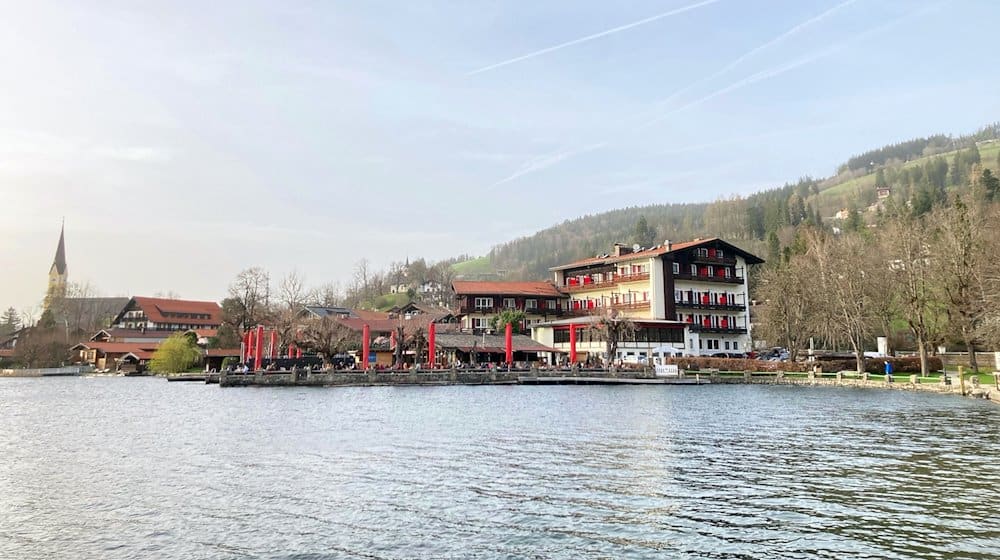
[531,238,763,363]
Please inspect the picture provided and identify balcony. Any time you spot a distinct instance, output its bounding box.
[675,299,746,311]
[610,300,650,311]
[673,272,744,284]
[688,325,748,335]
[563,272,649,292]
[689,254,736,266]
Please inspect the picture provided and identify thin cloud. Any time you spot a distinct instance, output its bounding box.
[640,3,933,128]
[487,142,608,189]
[653,0,861,109]
[467,0,723,75]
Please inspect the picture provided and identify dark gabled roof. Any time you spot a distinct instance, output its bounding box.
[300,306,354,319]
[550,237,764,271]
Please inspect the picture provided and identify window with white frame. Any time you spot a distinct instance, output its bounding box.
[707,265,714,276]
[547,299,557,309]
[474,297,493,309]
[472,317,490,329]
[672,262,680,274]
[717,249,724,258]
[525,299,537,310]
[503,298,516,308]
[690,264,697,275]
[675,290,683,302]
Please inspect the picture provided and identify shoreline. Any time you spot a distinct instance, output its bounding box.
[213,368,1000,404]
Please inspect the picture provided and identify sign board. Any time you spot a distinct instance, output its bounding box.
[368,353,376,363]
[655,364,680,377]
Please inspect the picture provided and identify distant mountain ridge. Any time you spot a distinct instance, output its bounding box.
[453,122,1000,281]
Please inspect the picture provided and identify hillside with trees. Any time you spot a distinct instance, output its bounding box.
[456,122,1000,281]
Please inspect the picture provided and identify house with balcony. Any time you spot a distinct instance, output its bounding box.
[536,238,763,361]
[451,280,568,333]
[110,296,222,332]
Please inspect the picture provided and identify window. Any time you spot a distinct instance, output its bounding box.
[672,262,680,274]
[503,298,515,308]
[724,341,730,350]
[690,264,697,275]
[707,265,714,276]
[733,341,739,350]
[724,267,732,278]
[472,317,490,330]
[674,290,683,302]
[525,299,537,310]
[547,299,557,310]
[698,248,708,257]
[717,249,724,258]
[474,297,493,309]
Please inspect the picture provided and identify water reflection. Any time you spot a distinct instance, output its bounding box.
[0,379,997,559]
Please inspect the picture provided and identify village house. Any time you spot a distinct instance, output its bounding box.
[532,238,763,363]
[451,280,569,333]
[111,296,222,331]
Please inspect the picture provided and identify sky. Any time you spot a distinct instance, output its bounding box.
[3,0,999,315]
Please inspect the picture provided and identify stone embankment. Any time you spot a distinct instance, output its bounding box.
[710,370,1000,404]
[217,366,1000,405]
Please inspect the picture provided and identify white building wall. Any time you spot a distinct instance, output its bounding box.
[649,256,666,319]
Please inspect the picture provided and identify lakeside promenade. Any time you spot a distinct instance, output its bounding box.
[215,366,1000,404]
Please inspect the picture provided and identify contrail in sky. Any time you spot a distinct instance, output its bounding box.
[467,0,723,76]
[651,0,861,109]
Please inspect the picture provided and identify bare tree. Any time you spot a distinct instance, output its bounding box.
[806,230,882,373]
[278,270,308,311]
[884,215,945,375]
[589,307,635,367]
[754,260,814,362]
[297,317,358,369]
[226,267,272,329]
[933,196,994,371]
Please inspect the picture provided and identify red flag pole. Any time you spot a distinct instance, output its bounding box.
[569,324,577,364]
[254,325,264,370]
[427,322,436,369]
[269,330,278,359]
[362,324,371,370]
[505,322,513,366]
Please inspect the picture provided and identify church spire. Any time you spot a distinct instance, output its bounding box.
[52,219,67,276]
[45,221,68,310]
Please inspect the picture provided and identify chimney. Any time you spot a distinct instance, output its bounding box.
[664,239,672,250]
[613,243,632,257]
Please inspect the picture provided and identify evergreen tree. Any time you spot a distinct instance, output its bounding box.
[0,307,20,336]
[767,231,781,264]
[981,168,1000,201]
[844,204,863,232]
[632,215,656,248]
[951,151,965,185]
[874,168,887,188]
[967,144,981,166]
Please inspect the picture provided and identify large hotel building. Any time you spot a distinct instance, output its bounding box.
[530,238,763,363]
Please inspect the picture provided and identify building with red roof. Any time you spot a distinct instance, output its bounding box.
[451,280,569,332]
[535,238,764,362]
[111,297,222,332]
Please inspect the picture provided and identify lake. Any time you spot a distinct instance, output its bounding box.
[1,378,998,559]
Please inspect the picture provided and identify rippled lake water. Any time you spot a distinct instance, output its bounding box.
[1,378,998,559]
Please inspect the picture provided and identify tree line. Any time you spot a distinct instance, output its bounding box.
[755,188,1000,375]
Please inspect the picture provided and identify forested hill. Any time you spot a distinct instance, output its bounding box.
[461,122,1000,280]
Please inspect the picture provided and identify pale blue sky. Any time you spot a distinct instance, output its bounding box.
[3,0,999,313]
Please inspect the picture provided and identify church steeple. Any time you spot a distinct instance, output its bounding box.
[45,221,68,310]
